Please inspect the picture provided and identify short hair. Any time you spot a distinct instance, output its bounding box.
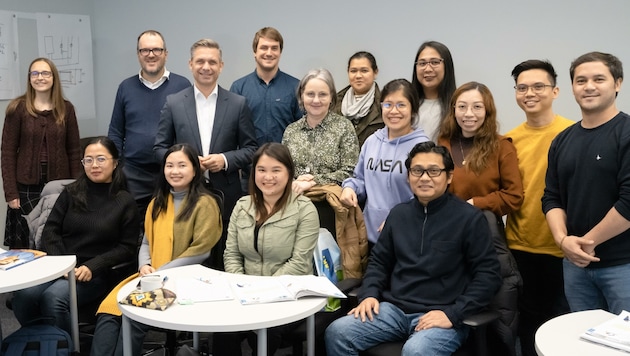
[249,143,296,223]
[380,79,420,128]
[410,41,457,115]
[296,68,337,111]
[347,51,378,72]
[252,27,283,52]
[511,59,558,87]
[137,30,166,50]
[405,141,454,172]
[190,38,222,59]
[570,51,623,82]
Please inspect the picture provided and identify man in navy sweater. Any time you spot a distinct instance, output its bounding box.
[326,141,501,355]
[108,30,190,216]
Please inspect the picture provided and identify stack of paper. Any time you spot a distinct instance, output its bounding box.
[581,310,630,352]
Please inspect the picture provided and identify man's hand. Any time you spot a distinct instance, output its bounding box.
[415,310,452,331]
[349,297,379,322]
[562,235,600,267]
[340,187,358,207]
[199,154,225,173]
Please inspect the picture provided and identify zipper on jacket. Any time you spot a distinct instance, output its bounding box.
[421,205,428,254]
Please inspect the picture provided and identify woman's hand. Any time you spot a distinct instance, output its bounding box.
[292,180,316,195]
[340,187,358,207]
[139,264,156,276]
[8,199,20,209]
[74,265,93,282]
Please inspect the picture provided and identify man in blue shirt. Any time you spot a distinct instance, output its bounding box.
[108,30,190,215]
[230,27,302,192]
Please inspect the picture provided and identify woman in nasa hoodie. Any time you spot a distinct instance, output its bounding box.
[341,79,429,244]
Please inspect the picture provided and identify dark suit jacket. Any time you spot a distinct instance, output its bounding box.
[154,85,258,218]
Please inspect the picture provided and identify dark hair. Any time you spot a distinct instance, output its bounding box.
[511,59,558,87]
[570,51,623,83]
[439,81,499,174]
[137,30,166,50]
[410,41,456,118]
[297,68,337,111]
[347,51,378,72]
[253,27,284,52]
[405,141,454,172]
[7,58,67,125]
[381,79,420,127]
[152,144,222,222]
[65,136,126,211]
[248,143,295,224]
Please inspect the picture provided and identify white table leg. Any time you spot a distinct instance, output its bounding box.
[256,328,267,356]
[306,314,315,356]
[122,315,132,355]
[67,268,80,353]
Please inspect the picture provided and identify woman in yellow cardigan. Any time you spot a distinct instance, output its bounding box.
[90,143,222,356]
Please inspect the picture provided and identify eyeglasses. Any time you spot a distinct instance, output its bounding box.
[81,156,113,167]
[381,102,409,111]
[29,71,52,79]
[415,58,444,68]
[138,48,165,56]
[455,104,485,113]
[409,167,447,178]
[304,92,330,99]
[514,83,554,94]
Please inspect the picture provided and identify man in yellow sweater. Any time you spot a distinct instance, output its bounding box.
[505,60,573,356]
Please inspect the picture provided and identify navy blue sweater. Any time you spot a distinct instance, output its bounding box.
[359,192,502,327]
[108,74,190,200]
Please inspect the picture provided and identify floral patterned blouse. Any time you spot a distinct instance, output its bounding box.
[282,112,359,185]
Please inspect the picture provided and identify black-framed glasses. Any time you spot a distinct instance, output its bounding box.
[514,83,554,94]
[409,167,447,178]
[415,58,444,68]
[81,156,113,167]
[138,48,165,56]
[381,102,408,111]
[29,71,52,79]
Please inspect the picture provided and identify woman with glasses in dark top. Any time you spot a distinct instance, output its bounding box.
[411,41,457,141]
[1,57,81,248]
[11,136,139,335]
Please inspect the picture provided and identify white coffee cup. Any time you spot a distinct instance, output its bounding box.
[140,275,163,292]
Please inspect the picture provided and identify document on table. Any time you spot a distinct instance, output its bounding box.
[175,275,234,303]
[232,275,346,305]
[581,310,630,352]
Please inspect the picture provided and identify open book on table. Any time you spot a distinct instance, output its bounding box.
[580,310,630,352]
[232,274,346,305]
[0,249,46,270]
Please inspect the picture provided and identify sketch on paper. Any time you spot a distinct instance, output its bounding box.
[0,11,19,100]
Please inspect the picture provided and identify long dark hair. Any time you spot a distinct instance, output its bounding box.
[65,136,126,211]
[248,143,295,224]
[410,41,456,118]
[152,144,222,222]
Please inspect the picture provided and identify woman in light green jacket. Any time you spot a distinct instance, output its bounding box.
[215,142,319,356]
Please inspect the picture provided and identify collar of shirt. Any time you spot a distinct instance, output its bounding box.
[138,69,171,89]
[193,83,218,101]
[300,112,332,130]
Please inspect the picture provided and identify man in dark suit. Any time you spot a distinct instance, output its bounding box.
[154,39,257,269]
[154,38,257,219]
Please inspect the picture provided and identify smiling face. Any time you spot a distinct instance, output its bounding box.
[302,78,332,121]
[348,57,377,96]
[408,152,452,206]
[515,69,558,117]
[572,61,621,116]
[255,153,290,203]
[189,46,224,92]
[164,150,195,192]
[415,47,445,97]
[29,60,53,95]
[254,37,281,73]
[137,33,167,80]
[382,89,413,138]
[454,89,486,138]
[83,143,116,184]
